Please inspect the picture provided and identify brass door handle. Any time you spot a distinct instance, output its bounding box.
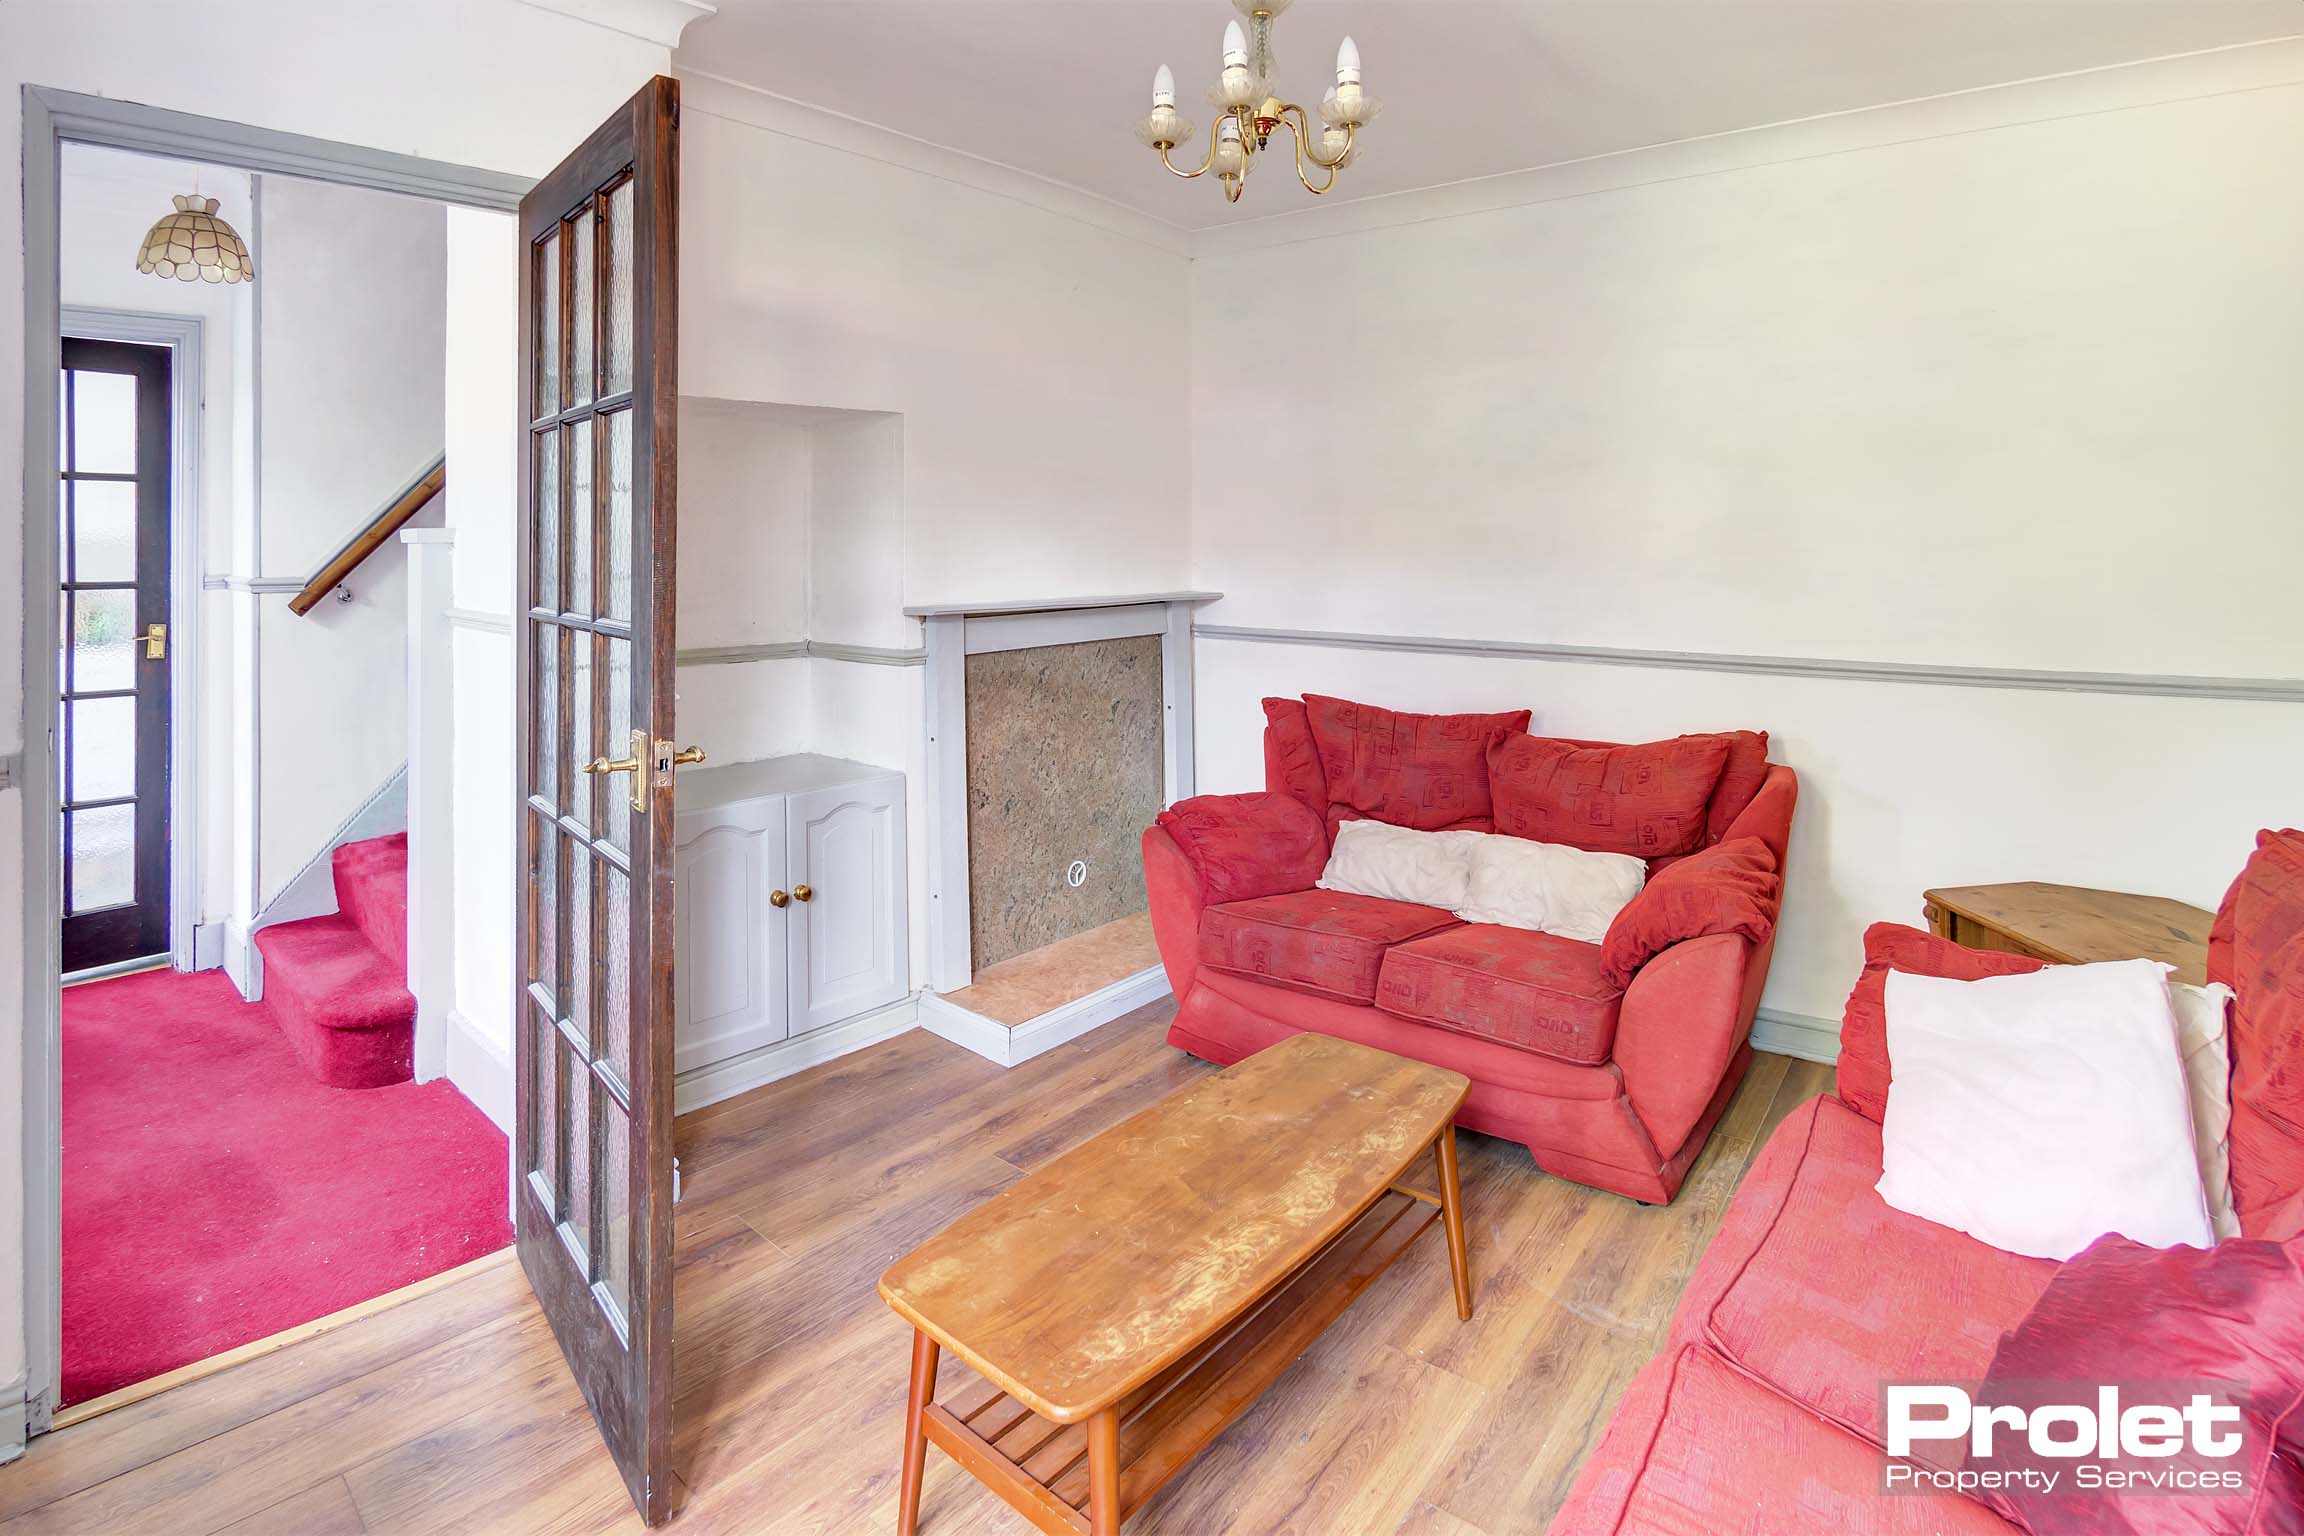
[769,889,790,909]
[670,746,706,767]
[583,729,653,812]
[145,623,167,660]
[581,753,643,777]
[791,884,813,903]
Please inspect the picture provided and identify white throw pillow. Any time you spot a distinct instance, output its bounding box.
[1454,835,1646,944]
[1316,820,1480,911]
[2169,979,2240,1241]
[1876,958,2213,1261]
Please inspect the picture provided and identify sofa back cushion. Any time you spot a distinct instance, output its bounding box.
[1154,792,1328,907]
[1837,922,2045,1124]
[2210,827,2304,1241]
[1704,730,1771,845]
[1487,733,1731,858]
[1301,695,1530,833]
[1261,697,1331,836]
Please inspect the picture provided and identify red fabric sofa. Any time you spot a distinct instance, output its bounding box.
[1141,697,1797,1205]
[1552,830,2304,1535]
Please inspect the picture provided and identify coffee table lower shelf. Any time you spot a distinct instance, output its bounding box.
[919,1189,1439,1535]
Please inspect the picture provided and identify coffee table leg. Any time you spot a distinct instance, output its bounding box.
[1087,1406,1122,1535]
[1435,1125,1473,1321]
[899,1328,940,1536]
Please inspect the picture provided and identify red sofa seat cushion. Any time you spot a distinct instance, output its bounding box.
[1302,694,1530,832]
[1837,922,2047,1125]
[1972,1230,2304,1534]
[2212,828,2304,1240]
[1487,733,1732,858]
[1696,1095,2056,1450]
[1598,836,1780,989]
[1153,792,1328,907]
[1373,925,1624,1066]
[1199,890,1459,1005]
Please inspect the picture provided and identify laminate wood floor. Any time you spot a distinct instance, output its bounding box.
[2,1002,1832,1535]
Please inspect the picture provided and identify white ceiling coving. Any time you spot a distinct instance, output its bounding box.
[673,0,2301,229]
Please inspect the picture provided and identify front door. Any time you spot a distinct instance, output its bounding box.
[514,76,683,1525]
[57,337,171,974]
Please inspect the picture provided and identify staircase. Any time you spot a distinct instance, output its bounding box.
[252,833,416,1089]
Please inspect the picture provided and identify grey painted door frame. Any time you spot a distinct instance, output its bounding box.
[18,84,530,1442]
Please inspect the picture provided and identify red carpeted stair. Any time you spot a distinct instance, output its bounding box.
[253,833,416,1088]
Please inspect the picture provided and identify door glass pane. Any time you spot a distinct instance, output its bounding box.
[71,590,136,693]
[71,481,137,584]
[604,863,631,1091]
[531,1009,560,1201]
[532,812,558,997]
[70,696,135,803]
[71,369,138,474]
[535,229,561,416]
[567,835,593,1041]
[606,410,632,626]
[569,419,594,619]
[600,1094,631,1323]
[564,1046,593,1259]
[68,804,133,912]
[568,632,593,831]
[536,429,560,612]
[534,622,558,809]
[605,638,631,856]
[571,206,595,408]
[607,179,634,396]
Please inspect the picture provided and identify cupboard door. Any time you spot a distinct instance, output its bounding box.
[671,799,789,1072]
[786,778,907,1035]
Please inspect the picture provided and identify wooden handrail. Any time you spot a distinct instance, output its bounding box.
[287,455,448,616]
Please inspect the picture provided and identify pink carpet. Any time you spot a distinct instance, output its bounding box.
[61,966,513,1404]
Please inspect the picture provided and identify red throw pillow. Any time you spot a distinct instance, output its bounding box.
[1486,733,1731,858]
[1598,837,1780,989]
[1260,697,1330,836]
[1301,695,1530,833]
[1837,922,2046,1124]
[1703,729,1771,845]
[2216,829,2304,1241]
[1153,792,1328,908]
[1968,1231,2304,1535]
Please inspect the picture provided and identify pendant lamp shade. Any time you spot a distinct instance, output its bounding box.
[137,194,254,284]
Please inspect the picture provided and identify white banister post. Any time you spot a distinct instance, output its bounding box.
[403,527,458,1082]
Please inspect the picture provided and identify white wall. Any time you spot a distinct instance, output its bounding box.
[1189,52,2304,1024]
[255,176,446,906]
[58,147,251,929]
[2,0,668,1409]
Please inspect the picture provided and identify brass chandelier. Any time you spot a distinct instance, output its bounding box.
[1135,0,1381,204]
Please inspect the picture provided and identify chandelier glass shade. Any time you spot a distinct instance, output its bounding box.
[1135,0,1380,205]
[137,194,254,284]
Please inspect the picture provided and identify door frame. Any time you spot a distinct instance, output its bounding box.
[17,85,530,1443]
[59,307,203,975]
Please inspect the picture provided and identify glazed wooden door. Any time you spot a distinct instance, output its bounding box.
[514,75,682,1526]
[57,338,171,973]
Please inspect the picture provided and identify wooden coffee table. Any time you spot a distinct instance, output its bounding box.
[878,1032,1473,1535]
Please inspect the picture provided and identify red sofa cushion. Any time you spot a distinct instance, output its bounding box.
[1153,792,1328,908]
[1837,922,2047,1125]
[1704,729,1772,846]
[1259,697,1331,836]
[1373,925,1624,1066]
[1598,836,1780,990]
[2215,828,2304,1241]
[1973,1230,2304,1534]
[1698,1095,2055,1449]
[1487,732,1731,858]
[1198,890,1459,1005]
[1301,694,1529,833]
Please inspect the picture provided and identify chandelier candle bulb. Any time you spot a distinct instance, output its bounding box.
[1222,19,1248,67]
[1336,35,1361,85]
[1153,64,1176,108]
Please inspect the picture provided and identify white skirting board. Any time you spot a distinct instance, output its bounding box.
[919,965,1174,1070]
[1751,1006,1840,1064]
[0,1373,25,1465]
[443,1010,516,1137]
[674,994,923,1115]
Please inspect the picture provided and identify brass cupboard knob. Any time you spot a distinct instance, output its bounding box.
[769,889,789,909]
[792,884,813,903]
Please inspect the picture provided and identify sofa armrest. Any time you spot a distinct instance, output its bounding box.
[1143,826,1205,999]
[1151,792,1329,907]
[1613,932,1759,1163]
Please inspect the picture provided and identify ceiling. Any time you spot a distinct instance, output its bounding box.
[674,0,2299,228]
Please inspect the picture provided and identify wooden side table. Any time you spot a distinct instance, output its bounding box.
[1921,881,2213,986]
